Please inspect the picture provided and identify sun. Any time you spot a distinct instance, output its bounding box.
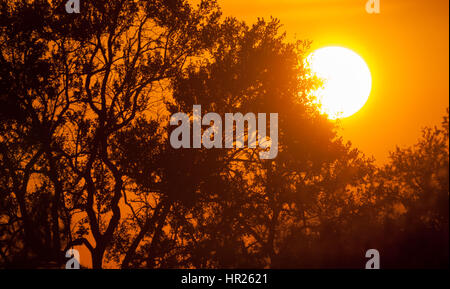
[307,46,372,119]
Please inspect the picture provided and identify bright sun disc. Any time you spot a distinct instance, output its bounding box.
[308,46,372,119]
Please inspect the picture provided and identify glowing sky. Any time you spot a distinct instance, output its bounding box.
[216,0,449,162]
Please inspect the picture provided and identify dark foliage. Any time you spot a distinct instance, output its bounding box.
[0,0,448,268]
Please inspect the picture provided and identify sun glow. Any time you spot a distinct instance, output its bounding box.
[308,46,372,119]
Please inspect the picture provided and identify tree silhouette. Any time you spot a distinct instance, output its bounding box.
[376,109,449,268]
[0,0,448,269]
[0,0,221,268]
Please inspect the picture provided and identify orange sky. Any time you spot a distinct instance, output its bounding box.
[216,0,449,163]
